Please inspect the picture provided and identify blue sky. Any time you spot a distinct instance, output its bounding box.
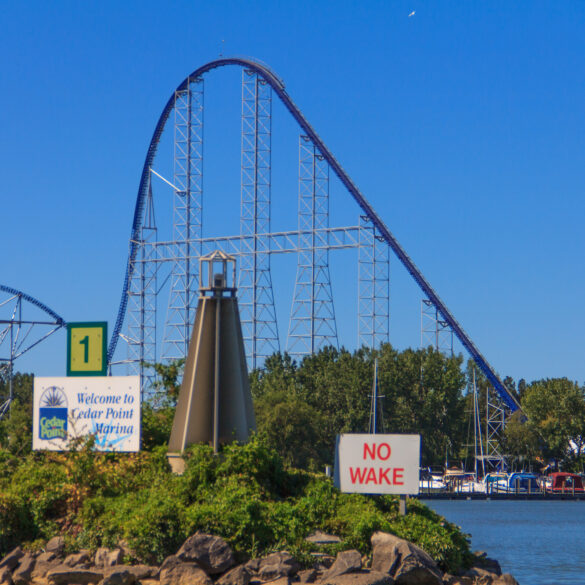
[1,1,585,385]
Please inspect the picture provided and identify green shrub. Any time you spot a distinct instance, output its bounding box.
[0,491,34,553]
[0,436,471,574]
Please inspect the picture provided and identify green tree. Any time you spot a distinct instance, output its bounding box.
[502,410,541,469]
[141,360,185,449]
[0,372,34,455]
[379,346,466,466]
[519,378,585,468]
[254,390,327,470]
[251,345,467,470]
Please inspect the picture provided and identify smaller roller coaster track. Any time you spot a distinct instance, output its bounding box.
[0,284,66,418]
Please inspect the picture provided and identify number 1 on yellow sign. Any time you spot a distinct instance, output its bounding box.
[67,322,107,376]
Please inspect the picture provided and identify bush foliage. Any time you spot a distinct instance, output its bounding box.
[0,436,472,572]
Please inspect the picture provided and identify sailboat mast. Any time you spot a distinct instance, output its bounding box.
[373,359,378,434]
[369,358,380,434]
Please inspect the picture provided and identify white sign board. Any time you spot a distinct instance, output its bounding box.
[335,433,420,495]
[33,376,141,452]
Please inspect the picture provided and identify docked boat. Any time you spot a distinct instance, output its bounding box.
[484,472,540,494]
[507,472,540,493]
[483,472,509,493]
[419,468,447,493]
[444,468,484,493]
[545,472,584,494]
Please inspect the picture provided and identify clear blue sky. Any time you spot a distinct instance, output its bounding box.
[1,1,584,385]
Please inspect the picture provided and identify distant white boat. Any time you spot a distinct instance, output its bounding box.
[419,468,447,492]
[444,468,485,493]
[483,472,509,493]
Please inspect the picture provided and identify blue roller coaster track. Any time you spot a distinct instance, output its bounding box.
[0,285,66,326]
[109,57,520,412]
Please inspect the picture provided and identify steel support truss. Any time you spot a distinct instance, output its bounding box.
[358,216,390,349]
[0,286,65,419]
[239,69,280,369]
[123,179,158,391]
[421,299,454,356]
[124,222,391,377]
[162,76,204,362]
[287,136,338,358]
[485,390,507,471]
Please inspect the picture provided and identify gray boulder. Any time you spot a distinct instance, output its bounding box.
[100,568,136,585]
[244,559,260,573]
[31,553,61,584]
[12,554,36,585]
[159,558,212,585]
[471,553,502,577]
[492,576,519,585]
[298,568,319,583]
[160,556,180,571]
[0,548,24,571]
[310,554,335,571]
[46,568,104,585]
[463,567,500,584]
[324,550,362,580]
[0,566,12,585]
[305,532,342,546]
[45,539,66,558]
[94,548,123,569]
[458,573,518,585]
[317,570,395,585]
[36,553,57,564]
[63,552,91,569]
[111,565,159,581]
[176,533,235,575]
[257,552,300,580]
[371,532,442,585]
[261,578,290,585]
[441,574,474,585]
[216,565,252,585]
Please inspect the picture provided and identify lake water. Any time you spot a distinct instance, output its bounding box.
[426,500,585,585]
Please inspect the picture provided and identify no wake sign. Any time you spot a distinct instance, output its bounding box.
[335,433,420,495]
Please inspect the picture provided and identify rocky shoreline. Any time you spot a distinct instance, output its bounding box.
[0,531,518,585]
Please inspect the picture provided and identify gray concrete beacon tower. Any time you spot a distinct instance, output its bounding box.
[167,251,256,467]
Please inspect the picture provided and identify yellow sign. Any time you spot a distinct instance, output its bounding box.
[67,322,107,376]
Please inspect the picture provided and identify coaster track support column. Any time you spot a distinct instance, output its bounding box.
[126,179,158,391]
[287,136,338,358]
[358,216,390,349]
[239,70,280,369]
[163,77,204,362]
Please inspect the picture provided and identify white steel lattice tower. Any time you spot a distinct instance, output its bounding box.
[287,136,338,357]
[238,69,280,369]
[162,77,204,361]
[126,179,158,384]
[420,299,454,356]
[486,391,507,471]
[358,216,390,349]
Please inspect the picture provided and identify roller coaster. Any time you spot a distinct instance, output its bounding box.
[106,57,519,412]
[2,58,519,460]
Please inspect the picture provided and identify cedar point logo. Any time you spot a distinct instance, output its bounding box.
[39,386,68,440]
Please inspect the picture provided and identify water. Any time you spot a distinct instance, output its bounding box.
[426,500,585,585]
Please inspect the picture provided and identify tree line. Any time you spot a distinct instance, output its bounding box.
[1,345,584,473]
[251,345,585,473]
